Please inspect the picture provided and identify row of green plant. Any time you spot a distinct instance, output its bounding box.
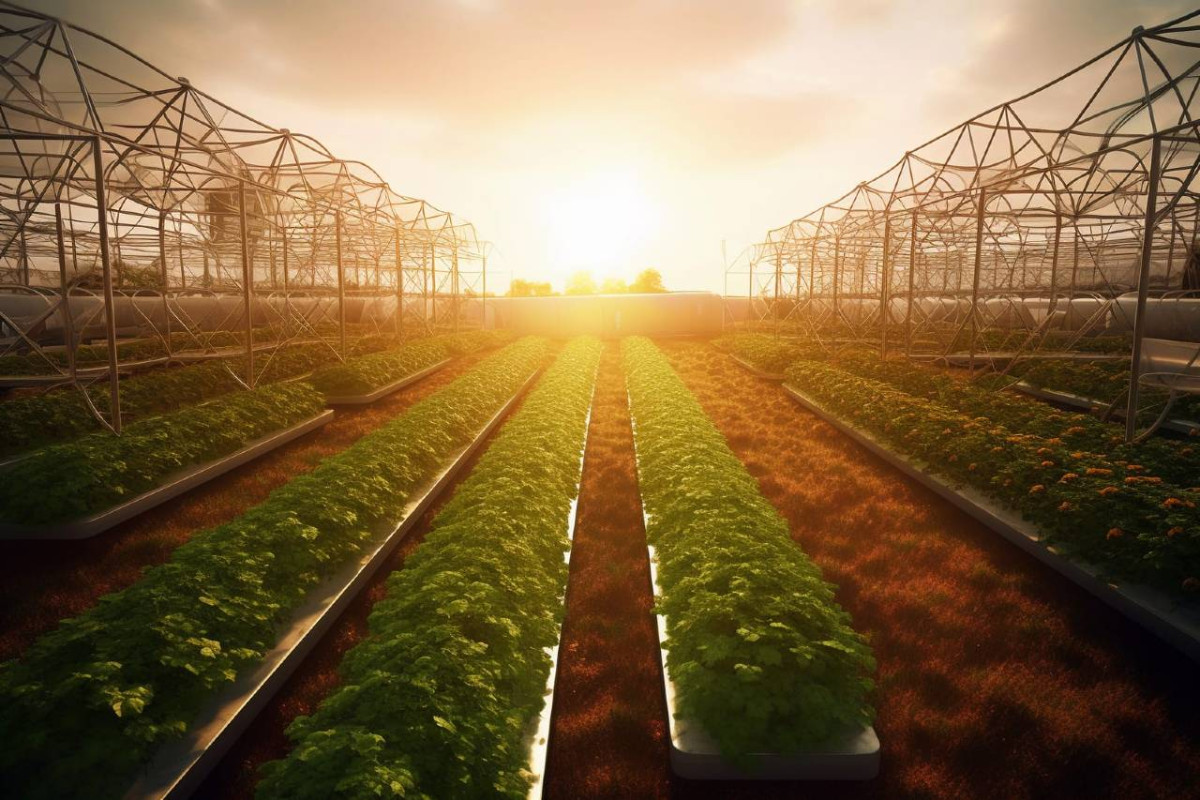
[623,336,875,759]
[258,336,600,799]
[712,333,823,375]
[0,336,547,800]
[0,328,283,376]
[825,353,1200,487]
[784,360,1200,598]
[987,358,1200,423]
[0,331,508,457]
[308,339,453,398]
[0,382,327,526]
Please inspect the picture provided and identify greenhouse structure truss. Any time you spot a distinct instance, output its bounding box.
[0,2,488,433]
[731,13,1200,442]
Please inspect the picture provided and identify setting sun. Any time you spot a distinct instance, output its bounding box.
[537,169,660,287]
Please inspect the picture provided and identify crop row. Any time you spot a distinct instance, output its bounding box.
[784,360,1200,597]
[826,354,1200,488]
[0,330,505,458]
[713,333,819,375]
[623,336,875,758]
[0,381,327,525]
[0,336,549,800]
[989,358,1200,423]
[258,336,600,799]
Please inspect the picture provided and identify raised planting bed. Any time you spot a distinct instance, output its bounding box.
[831,354,1200,487]
[0,382,329,534]
[0,338,399,458]
[781,363,1200,662]
[644,545,880,780]
[255,337,601,800]
[623,336,879,781]
[0,410,333,541]
[320,358,450,406]
[714,332,820,378]
[124,367,544,800]
[1011,381,1200,437]
[729,353,785,381]
[0,337,550,800]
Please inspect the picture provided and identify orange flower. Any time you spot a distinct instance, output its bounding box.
[948,454,958,463]
[1037,447,1053,456]
[1047,437,1064,445]
[1106,527,1123,540]
[1098,486,1120,497]
[1085,467,1113,477]
[1181,447,1194,456]
[1058,501,1073,512]
[1003,478,1013,487]
[1070,451,1084,460]
[1127,464,1145,472]
[990,446,1004,454]
[1165,497,1186,509]
[1184,577,1200,592]
[1167,526,1184,538]
[1064,426,1086,436]
[1040,460,1055,468]
[1059,473,1079,483]
[1030,484,1046,495]
[968,463,978,472]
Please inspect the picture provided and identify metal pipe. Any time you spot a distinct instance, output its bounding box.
[92,136,121,434]
[1126,135,1163,442]
[969,188,987,371]
[905,210,917,356]
[880,216,892,359]
[238,180,256,386]
[395,226,403,338]
[54,202,76,380]
[158,209,171,356]
[336,209,346,358]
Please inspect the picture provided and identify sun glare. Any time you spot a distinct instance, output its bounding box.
[538,170,660,287]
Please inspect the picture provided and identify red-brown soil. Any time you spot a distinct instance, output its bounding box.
[0,352,488,661]
[657,339,1200,800]
[544,344,672,798]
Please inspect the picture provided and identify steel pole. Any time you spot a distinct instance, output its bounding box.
[238,180,256,386]
[880,217,892,359]
[92,137,121,433]
[1126,135,1163,442]
[158,210,172,356]
[394,226,403,338]
[969,188,986,371]
[336,209,347,358]
[54,202,77,380]
[905,210,917,356]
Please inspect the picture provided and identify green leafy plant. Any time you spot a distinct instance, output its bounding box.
[0,382,326,525]
[0,337,548,800]
[257,336,600,800]
[784,359,1200,597]
[624,336,875,760]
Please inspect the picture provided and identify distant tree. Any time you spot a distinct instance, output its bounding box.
[600,277,628,294]
[508,278,554,297]
[629,268,666,293]
[565,271,597,295]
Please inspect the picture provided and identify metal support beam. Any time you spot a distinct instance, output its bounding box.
[1126,135,1163,443]
[968,188,986,371]
[880,216,892,359]
[92,136,121,434]
[336,209,347,358]
[238,180,256,386]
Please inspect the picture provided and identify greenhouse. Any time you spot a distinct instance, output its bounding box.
[0,3,1198,800]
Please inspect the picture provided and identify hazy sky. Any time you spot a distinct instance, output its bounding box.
[30,0,1196,292]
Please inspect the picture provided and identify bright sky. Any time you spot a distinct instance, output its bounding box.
[38,0,1195,292]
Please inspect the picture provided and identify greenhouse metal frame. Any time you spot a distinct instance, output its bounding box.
[0,1,487,433]
[730,13,1200,442]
